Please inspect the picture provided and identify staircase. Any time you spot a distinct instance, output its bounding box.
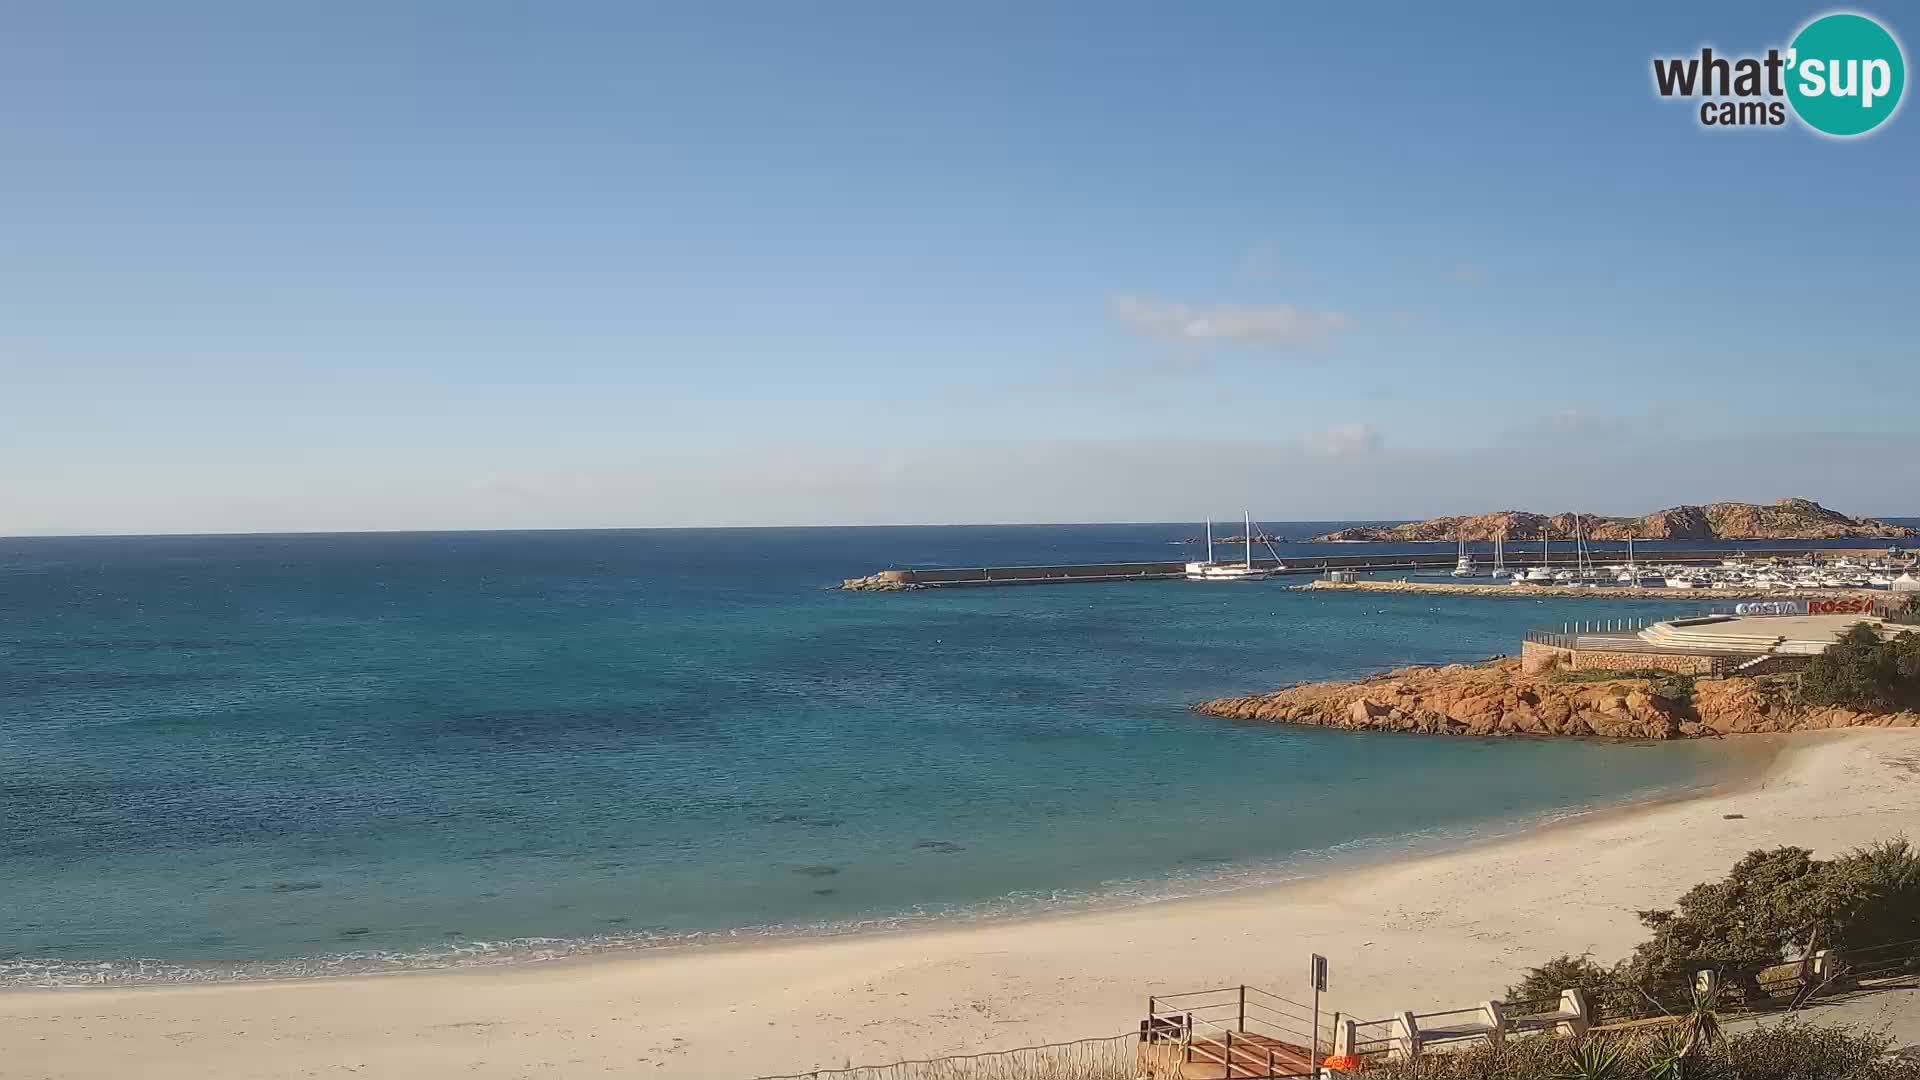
[1142,986,1324,1079]
[1176,1031,1314,1078]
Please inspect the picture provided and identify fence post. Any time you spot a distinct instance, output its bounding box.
[1694,969,1720,998]
[1391,1011,1420,1061]
[1559,988,1592,1038]
[1334,1018,1356,1059]
[1225,1029,1233,1071]
[1239,984,1246,1032]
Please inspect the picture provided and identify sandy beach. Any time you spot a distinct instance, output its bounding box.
[5,729,1918,1080]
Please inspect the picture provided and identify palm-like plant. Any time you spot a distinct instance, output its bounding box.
[1558,1038,1627,1080]
[1640,1025,1693,1080]
[1679,977,1724,1056]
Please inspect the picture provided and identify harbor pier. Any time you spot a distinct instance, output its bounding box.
[840,546,1898,591]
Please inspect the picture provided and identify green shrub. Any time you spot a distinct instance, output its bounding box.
[1505,954,1616,1005]
[1544,670,1698,711]
[1620,840,1920,995]
[1801,623,1920,711]
[1503,840,1920,1017]
[1351,1024,1917,1080]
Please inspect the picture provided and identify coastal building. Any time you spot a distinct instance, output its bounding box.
[1521,603,1899,676]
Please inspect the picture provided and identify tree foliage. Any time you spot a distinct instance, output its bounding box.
[1505,840,1920,1016]
[1801,623,1920,711]
[1352,1024,1916,1080]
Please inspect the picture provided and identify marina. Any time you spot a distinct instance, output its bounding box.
[841,545,1917,591]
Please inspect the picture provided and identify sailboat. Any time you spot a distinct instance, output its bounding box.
[1523,529,1554,583]
[1186,511,1284,581]
[1570,515,1609,583]
[1451,533,1476,577]
[1616,537,1662,585]
[1490,531,1513,579]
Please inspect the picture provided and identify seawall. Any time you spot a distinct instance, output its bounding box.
[840,546,1866,591]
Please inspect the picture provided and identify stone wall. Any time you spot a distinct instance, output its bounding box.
[1520,640,1720,675]
[1520,640,1572,673]
[1568,649,1721,675]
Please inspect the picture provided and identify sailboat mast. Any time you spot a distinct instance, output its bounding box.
[1206,517,1214,564]
[1244,510,1253,570]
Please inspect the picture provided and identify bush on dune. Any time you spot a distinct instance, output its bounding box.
[1506,840,1920,1017]
[1621,840,1920,996]
[1351,1024,1919,1080]
[1801,623,1920,711]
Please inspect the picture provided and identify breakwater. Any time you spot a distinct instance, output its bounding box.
[840,547,1880,591]
[1300,579,1828,601]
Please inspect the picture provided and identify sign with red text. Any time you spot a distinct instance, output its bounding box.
[1809,597,1877,615]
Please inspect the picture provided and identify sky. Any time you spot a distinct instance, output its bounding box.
[2,1,1916,534]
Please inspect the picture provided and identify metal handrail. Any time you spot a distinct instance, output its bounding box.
[1147,1001,1315,1046]
[1146,993,1323,1079]
[1243,984,1317,1014]
[1502,994,1576,1020]
[1150,985,1319,1038]
[1154,985,1245,1002]
[1410,1005,1491,1022]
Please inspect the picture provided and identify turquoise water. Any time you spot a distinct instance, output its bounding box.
[0,527,1745,984]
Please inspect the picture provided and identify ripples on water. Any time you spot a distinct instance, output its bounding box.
[0,526,1760,986]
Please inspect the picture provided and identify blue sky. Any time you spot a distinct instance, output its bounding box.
[2,2,1916,532]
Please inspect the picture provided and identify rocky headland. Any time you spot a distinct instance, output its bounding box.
[1192,658,1920,739]
[1311,498,1914,543]
[839,572,922,592]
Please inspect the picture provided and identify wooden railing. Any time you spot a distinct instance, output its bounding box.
[1143,985,1326,1078]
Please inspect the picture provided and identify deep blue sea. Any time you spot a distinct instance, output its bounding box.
[1,523,1869,985]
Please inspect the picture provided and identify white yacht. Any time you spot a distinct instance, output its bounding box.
[1520,530,1555,582]
[1451,535,1476,577]
[1615,539,1656,585]
[1185,512,1283,581]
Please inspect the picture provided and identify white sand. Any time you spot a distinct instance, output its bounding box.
[5,729,1918,1080]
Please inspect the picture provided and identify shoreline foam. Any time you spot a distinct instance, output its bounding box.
[16,733,1904,1080]
[2,744,1761,991]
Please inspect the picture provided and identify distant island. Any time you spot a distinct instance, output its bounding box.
[1310,498,1915,543]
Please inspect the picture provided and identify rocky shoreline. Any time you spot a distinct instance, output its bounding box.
[1192,658,1920,739]
[838,572,923,591]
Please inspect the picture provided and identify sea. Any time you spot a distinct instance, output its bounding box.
[2,523,1899,986]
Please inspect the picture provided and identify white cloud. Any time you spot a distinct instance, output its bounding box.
[1110,294,1351,350]
[1300,423,1385,459]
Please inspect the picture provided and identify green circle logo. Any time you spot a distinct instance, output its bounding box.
[1786,12,1906,136]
